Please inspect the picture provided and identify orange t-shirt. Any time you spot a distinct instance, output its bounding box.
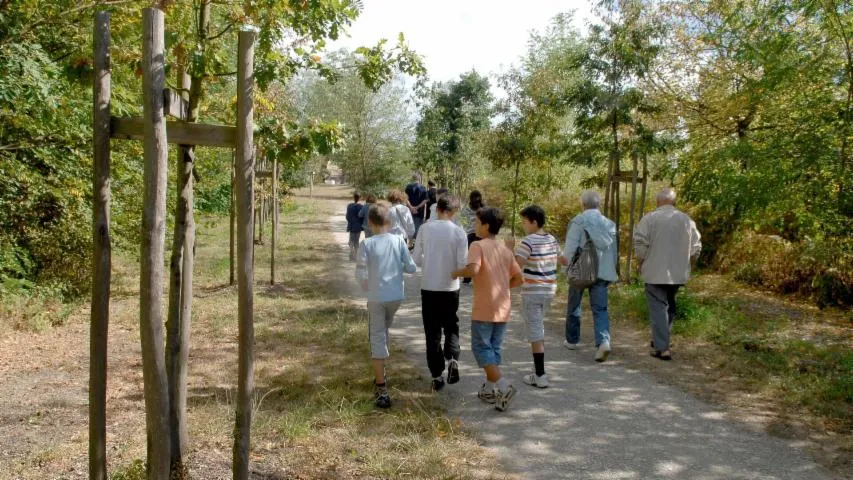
[468,238,522,323]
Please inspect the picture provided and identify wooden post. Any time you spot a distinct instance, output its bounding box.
[309,170,314,198]
[233,28,256,480]
[90,12,111,480]
[230,150,236,285]
[615,175,621,279]
[271,158,277,285]
[627,151,639,283]
[140,9,171,479]
[165,58,193,476]
[640,152,649,220]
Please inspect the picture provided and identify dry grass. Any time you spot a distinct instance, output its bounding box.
[0,186,510,480]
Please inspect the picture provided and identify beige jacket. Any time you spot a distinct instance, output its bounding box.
[633,205,701,285]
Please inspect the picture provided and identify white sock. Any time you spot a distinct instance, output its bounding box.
[497,377,510,392]
[484,380,496,392]
[433,375,443,381]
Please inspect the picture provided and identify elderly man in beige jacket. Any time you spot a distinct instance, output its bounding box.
[633,188,701,360]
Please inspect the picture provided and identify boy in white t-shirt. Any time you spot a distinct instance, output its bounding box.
[412,195,468,390]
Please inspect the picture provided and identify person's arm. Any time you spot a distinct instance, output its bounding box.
[452,242,481,278]
[403,208,415,237]
[562,221,582,264]
[514,239,531,269]
[355,241,369,292]
[400,238,418,274]
[455,229,469,270]
[633,215,650,262]
[689,218,702,261]
[509,254,524,289]
[412,229,425,267]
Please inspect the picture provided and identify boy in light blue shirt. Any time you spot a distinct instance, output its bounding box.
[355,201,418,408]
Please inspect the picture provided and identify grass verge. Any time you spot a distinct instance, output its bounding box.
[610,280,852,451]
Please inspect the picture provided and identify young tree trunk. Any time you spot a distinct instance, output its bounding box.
[626,151,638,283]
[165,60,193,478]
[639,153,648,219]
[140,9,171,479]
[511,157,521,238]
[230,151,235,285]
[233,29,256,480]
[90,12,111,480]
[271,158,277,285]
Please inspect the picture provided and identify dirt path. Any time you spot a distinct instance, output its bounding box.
[327,196,837,480]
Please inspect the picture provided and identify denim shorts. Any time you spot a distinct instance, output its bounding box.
[522,293,553,342]
[470,321,508,367]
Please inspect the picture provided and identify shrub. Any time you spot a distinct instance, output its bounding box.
[716,231,853,307]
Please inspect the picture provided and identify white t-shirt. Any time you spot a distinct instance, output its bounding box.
[412,219,468,291]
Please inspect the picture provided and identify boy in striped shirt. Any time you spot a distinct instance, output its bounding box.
[512,205,560,388]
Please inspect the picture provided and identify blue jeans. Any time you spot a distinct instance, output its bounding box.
[565,280,611,347]
[471,321,507,367]
[413,215,424,236]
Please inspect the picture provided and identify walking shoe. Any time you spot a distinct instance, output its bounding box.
[431,376,445,391]
[522,373,549,388]
[446,359,460,384]
[494,385,517,412]
[563,339,580,350]
[374,383,391,409]
[594,342,611,362]
[477,383,497,404]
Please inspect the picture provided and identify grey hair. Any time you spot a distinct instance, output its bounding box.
[580,190,601,210]
[656,188,677,205]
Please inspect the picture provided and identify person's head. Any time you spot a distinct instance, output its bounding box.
[368,201,392,234]
[519,205,546,234]
[469,190,483,210]
[475,207,504,238]
[427,180,436,188]
[352,192,361,203]
[656,188,677,207]
[364,193,377,204]
[387,189,407,205]
[580,190,601,211]
[436,194,460,216]
[411,174,420,184]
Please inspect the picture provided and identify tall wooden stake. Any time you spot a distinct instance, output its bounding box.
[230,150,236,285]
[233,28,256,480]
[90,11,111,480]
[140,9,171,479]
[627,151,638,283]
[271,157,278,285]
[165,58,193,476]
[640,153,649,220]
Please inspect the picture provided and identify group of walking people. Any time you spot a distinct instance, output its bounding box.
[345,178,701,412]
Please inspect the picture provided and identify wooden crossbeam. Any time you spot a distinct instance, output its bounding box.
[255,170,272,178]
[163,88,189,120]
[613,175,645,183]
[110,116,236,148]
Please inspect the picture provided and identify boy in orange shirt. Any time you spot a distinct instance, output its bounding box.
[452,207,523,411]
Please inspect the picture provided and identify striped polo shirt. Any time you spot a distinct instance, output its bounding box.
[515,232,560,295]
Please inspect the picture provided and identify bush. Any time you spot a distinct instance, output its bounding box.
[716,231,853,307]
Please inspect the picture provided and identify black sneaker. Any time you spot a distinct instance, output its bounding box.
[374,383,391,409]
[446,359,460,384]
[431,376,445,391]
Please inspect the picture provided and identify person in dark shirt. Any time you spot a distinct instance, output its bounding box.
[405,175,428,237]
[424,180,437,221]
[346,192,364,261]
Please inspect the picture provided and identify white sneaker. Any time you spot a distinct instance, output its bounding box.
[595,342,611,362]
[563,340,580,350]
[522,373,549,388]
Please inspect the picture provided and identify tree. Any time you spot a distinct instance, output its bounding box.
[293,51,416,194]
[413,71,493,194]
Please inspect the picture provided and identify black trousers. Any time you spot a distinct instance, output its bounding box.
[421,289,461,378]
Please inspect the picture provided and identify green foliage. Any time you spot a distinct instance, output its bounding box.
[413,71,493,192]
[109,459,146,480]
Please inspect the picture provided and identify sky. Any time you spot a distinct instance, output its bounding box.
[328,0,596,88]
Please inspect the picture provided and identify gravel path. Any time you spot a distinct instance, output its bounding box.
[329,208,834,480]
